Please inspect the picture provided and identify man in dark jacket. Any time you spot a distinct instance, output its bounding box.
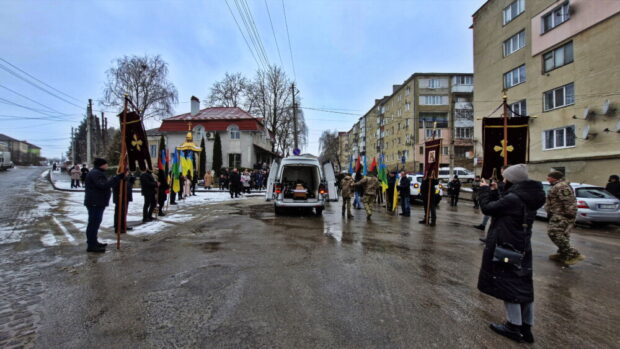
[419,177,438,226]
[229,168,241,198]
[398,171,411,216]
[605,174,620,199]
[448,176,461,207]
[113,174,136,233]
[140,169,158,223]
[84,158,125,253]
[477,164,545,344]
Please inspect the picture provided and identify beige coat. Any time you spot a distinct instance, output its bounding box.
[204,172,214,187]
[70,167,81,180]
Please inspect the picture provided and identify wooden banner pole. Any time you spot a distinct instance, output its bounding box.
[116,96,129,250]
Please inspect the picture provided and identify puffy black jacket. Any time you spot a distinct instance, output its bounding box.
[84,168,123,207]
[113,175,136,204]
[140,172,157,196]
[477,180,546,303]
[605,181,620,200]
[398,176,411,195]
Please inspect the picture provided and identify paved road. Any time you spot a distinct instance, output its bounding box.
[1,168,619,348]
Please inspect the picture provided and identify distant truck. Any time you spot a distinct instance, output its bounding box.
[0,152,13,171]
[265,154,338,215]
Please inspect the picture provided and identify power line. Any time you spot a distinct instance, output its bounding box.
[264,0,283,67]
[281,0,296,80]
[0,97,78,121]
[240,0,271,67]
[0,57,81,103]
[0,83,71,116]
[299,106,361,116]
[234,0,269,69]
[224,0,263,70]
[0,61,84,110]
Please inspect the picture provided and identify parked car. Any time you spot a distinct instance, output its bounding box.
[407,174,444,204]
[0,152,13,171]
[536,182,620,225]
[438,167,475,183]
[265,155,338,215]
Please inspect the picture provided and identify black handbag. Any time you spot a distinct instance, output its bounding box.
[492,206,528,269]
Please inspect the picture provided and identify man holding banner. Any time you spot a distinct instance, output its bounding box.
[420,139,441,226]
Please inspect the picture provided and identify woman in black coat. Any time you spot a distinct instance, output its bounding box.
[477,164,545,343]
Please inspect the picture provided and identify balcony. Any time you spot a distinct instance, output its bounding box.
[451,84,473,93]
[454,101,473,109]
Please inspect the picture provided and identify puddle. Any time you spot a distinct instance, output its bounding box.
[203,241,222,252]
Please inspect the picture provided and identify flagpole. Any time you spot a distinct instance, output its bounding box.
[502,94,508,167]
[116,95,129,250]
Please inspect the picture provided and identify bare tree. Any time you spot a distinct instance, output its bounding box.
[102,55,178,120]
[205,72,250,108]
[318,130,340,168]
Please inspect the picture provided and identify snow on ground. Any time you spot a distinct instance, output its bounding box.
[63,190,245,238]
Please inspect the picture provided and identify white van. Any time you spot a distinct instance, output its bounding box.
[265,155,338,215]
[438,167,475,183]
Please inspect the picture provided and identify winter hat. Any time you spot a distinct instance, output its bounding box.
[93,158,108,168]
[547,170,564,180]
[503,164,528,184]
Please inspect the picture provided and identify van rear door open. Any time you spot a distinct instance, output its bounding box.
[265,159,279,201]
[322,162,339,201]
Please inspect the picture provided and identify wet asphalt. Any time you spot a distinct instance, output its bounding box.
[1,167,619,348]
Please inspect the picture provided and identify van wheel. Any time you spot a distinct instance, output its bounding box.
[275,206,283,215]
[315,207,323,216]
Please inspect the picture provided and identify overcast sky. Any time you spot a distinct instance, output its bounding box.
[0,0,483,158]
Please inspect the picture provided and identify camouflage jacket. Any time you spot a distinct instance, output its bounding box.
[545,180,577,219]
[340,176,354,198]
[355,176,379,196]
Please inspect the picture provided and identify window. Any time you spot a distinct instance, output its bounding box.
[420,95,448,105]
[428,79,441,88]
[405,86,410,96]
[455,127,473,139]
[455,146,468,159]
[543,41,573,73]
[228,125,240,139]
[228,153,241,168]
[443,147,449,155]
[503,0,525,25]
[503,65,526,89]
[419,146,424,155]
[543,83,574,111]
[543,126,575,150]
[420,113,448,128]
[425,129,441,138]
[542,2,570,33]
[405,119,410,128]
[503,30,525,56]
[149,145,157,157]
[454,75,473,85]
[405,102,411,111]
[509,100,527,116]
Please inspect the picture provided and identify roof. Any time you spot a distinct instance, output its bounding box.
[164,107,259,121]
[0,134,19,142]
[146,128,162,136]
[472,0,493,18]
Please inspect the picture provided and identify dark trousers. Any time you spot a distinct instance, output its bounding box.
[423,200,436,223]
[170,191,176,204]
[230,185,240,198]
[158,192,166,212]
[86,206,105,247]
[400,192,411,216]
[450,193,459,206]
[71,179,80,188]
[114,201,129,233]
[143,193,156,221]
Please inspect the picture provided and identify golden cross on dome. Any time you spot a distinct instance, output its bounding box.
[131,134,143,151]
[493,140,513,157]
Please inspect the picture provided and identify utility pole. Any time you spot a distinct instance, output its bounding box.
[71,127,75,164]
[292,83,298,150]
[87,99,92,166]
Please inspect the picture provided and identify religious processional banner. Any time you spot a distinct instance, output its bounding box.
[423,139,442,179]
[481,117,529,179]
[121,111,152,171]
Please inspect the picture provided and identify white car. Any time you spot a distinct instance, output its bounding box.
[536,182,620,225]
[407,174,445,203]
[265,155,338,215]
[438,167,475,183]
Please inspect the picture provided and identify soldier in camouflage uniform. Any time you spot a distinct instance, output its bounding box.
[340,174,354,218]
[354,172,380,220]
[545,171,584,265]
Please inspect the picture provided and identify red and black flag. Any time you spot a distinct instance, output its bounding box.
[424,139,442,179]
[120,111,152,172]
[481,117,529,179]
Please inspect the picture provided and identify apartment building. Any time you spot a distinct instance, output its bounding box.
[364,73,474,172]
[472,0,620,184]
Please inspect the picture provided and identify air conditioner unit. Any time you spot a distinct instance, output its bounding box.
[206,131,216,140]
[583,107,595,120]
[582,125,597,140]
[602,99,616,116]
